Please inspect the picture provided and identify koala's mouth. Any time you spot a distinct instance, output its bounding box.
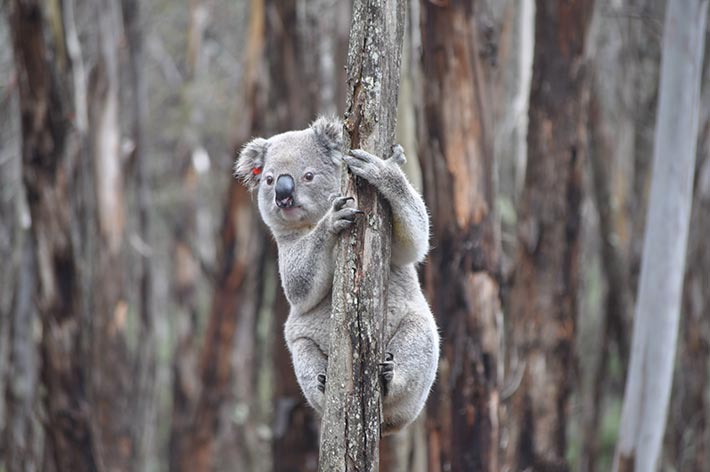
[277,200,302,220]
[276,196,295,209]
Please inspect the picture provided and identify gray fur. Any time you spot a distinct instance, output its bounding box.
[235,117,439,434]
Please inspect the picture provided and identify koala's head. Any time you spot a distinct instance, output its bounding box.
[235,116,343,234]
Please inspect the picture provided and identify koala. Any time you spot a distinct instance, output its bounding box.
[235,116,439,434]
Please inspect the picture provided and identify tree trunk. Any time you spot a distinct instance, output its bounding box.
[664,30,710,471]
[414,1,504,470]
[629,0,667,295]
[85,1,136,468]
[1,28,40,470]
[122,0,157,468]
[168,0,208,464]
[503,1,592,470]
[614,1,709,470]
[4,230,40,472]
[169,0,269,469]
[578,1,666,468]
[8,0,100,469]
[318,1,404,470]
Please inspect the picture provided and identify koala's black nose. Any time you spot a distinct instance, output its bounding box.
[275,174,295,208]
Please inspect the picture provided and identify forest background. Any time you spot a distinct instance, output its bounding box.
[0,0,709,471]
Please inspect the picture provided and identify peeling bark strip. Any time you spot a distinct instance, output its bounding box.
[318,1,405,471]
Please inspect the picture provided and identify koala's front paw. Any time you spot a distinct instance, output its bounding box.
[380,352,395,396]
[317,373,327,393]
[327,195,364,234]
[345,149,386,185]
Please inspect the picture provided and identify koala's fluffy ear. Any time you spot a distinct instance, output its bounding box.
[311,115,344,159]
[235,138,268,191]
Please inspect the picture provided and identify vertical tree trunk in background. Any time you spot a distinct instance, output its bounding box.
[414,1,504,470]
[629,0,667,293]
[614,1,708,469]
[122,0,156,468]
[86,0,135,468]
[580,2,666,468]
[168,0,209,465]
[504,1,592,469]
[318,1,404,470]
[8,0,100,469]
[581,4,636,468]
[170,0,269,470]
[1,21,40,468]
[4,231,39,472]
[665,30,710,470]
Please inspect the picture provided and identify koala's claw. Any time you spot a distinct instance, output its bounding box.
[339,208,361,222]
[388,145,406,166]
[317,373,326,393]
[332,195,354,211]
[380,352,395,396]
[349,149,376,162]
[329,206,363,233]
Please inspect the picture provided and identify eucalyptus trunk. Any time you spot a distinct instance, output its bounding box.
[504,1,593,469]
[318,1,405,470]
[614,1,709,469]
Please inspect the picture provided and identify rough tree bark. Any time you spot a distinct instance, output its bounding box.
[414,1,504,470]
[318,1,405,470]
[7,0,100,469]
[503,1,592,470]
[614,0,709,470]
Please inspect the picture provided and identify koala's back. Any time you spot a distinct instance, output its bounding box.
[284,264,434,356]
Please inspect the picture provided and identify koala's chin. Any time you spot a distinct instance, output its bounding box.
[276,204,305,224]
[235,116,440,435]
[265,202,320,235]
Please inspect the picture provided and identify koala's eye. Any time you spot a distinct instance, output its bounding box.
[304,172,314,182]
[265,175,274,185]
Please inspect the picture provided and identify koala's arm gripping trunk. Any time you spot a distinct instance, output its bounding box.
[317,1,406,471]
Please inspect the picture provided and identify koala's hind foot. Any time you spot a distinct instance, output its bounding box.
[290,338,328,414]
[315,352,395,395]
[380,352,395,396]
[381,315,439,434]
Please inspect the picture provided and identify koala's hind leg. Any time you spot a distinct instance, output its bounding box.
[381,314,439,434]
[289,337,328,414]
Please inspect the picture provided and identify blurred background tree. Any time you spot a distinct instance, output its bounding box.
[0,0,708,471]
